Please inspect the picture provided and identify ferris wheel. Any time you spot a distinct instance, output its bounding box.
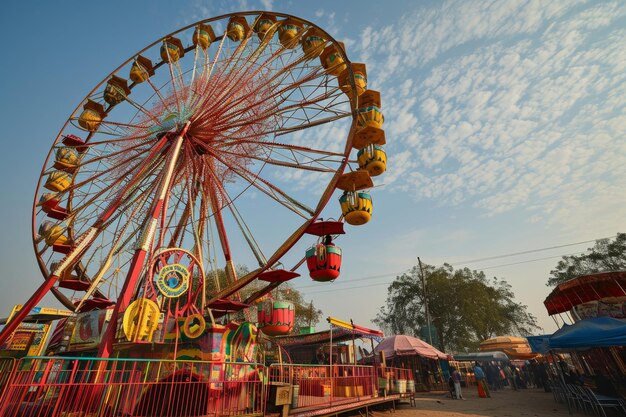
[3,12,387,349]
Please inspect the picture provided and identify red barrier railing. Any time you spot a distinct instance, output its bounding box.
[0,357,264,417]
[0,357,17,403]
[267,364,410,410]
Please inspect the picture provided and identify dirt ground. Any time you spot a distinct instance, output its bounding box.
[386,387,576,417]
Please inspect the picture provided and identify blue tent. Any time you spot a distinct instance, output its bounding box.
[528,317,626,351]
[526,335,551,354]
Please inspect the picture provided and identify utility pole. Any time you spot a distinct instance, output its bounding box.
[417,257,433,346]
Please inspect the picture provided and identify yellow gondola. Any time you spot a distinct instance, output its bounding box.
[129,55,155,84]
[227,16,249,42]
[160,37,185,63]
[357,90,383,129]
[338,63,367,98]
[301,28,326,59]
[44,171,71,193]
[320,42,347,76]
[357,144,386,177]
[54,147,80,170]
[193,24,216,49]
[78,100,106,132]
[278,18,303,49]
[104,75,130,106]
[254,13,277,40]
[339,190,373,226]
[38,221,69,246]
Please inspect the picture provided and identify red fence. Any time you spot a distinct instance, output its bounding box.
[0,357,17,402]
[0,357,264,417]
[267,364,407,410]
[0,357,414,416]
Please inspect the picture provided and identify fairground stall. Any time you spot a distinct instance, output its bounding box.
[374,334,450,392]
[268,318,415,412]
[0,10,403,417]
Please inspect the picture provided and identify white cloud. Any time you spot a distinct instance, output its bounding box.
[352,0,626,231]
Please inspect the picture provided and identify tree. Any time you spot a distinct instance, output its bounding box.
[373,263,539,353]
[547,233,626,287]
[204,265,323,334]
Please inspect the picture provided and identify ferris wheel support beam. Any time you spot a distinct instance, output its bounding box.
[99,122,190,358]
[0,228,96,346]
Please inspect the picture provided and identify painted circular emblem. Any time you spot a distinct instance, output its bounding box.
[156,263,190,298]
[182,313,206,339]
[122,298,160,342]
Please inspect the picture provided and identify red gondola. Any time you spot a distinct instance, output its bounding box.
[258,300,295,336]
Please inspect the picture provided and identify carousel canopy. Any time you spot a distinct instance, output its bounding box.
[479,335,537,360]
[530,317,626,351]
[374,334,449,360]
[452,351,510,362]
[544,271,626,315]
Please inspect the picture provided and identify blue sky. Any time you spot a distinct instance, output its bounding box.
[1,0,625,338]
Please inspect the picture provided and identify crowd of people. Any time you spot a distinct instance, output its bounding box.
[448,360,551,399]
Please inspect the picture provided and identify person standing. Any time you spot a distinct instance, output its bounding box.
[474,362,491,398]
[504,364,518,390]
[451,367,464,399]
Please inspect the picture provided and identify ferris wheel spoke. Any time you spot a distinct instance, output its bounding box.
[224,194,268,268]
[206,148,314,218]
[65,149,167,216]
[164,59,184,115]
[216,146,338,173]
[73,141,153,170]
[145,77,175,114]
[124,95,172,127]
[213,138,346,157]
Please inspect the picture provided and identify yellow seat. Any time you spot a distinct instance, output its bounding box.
[278,18,303,49]
[78,100,105,132]
[254,14,277,40]
[44,171,71,193]
[357,145,387,177]
[38,221,69,246]
[301,28,326,59]
[339,191,373,226]
[357,90,383,129]
[129,55,154,84]
[338,63,367,98]
[227,16,249,42]
[55,147,80,170]
[160,37,185,63]
[193,23,216,49]
[320,42,347,76]
[103,75,130,106]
